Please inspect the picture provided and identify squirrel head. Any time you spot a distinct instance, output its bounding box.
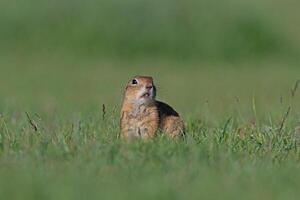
[124,76,157,105]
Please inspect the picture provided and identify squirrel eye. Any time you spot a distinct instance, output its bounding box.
[131,79,138,85]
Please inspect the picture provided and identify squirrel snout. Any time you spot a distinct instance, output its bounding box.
[145,85,153,90]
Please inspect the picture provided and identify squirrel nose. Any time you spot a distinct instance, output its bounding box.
[146,85,153,90]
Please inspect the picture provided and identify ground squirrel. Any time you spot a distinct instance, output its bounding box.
[120,76,185,141]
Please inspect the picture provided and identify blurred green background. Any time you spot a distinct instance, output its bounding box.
[0,0,299,120]
[1,0,299,60]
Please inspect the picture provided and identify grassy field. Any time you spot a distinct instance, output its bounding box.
[1,0,300,199]
[1,59,300,200]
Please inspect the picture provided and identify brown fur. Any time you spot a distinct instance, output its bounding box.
[120,76,184,141]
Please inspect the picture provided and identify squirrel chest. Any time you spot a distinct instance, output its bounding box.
[121,104,159,140]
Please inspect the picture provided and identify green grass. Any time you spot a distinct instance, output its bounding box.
[1,59,300,200]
